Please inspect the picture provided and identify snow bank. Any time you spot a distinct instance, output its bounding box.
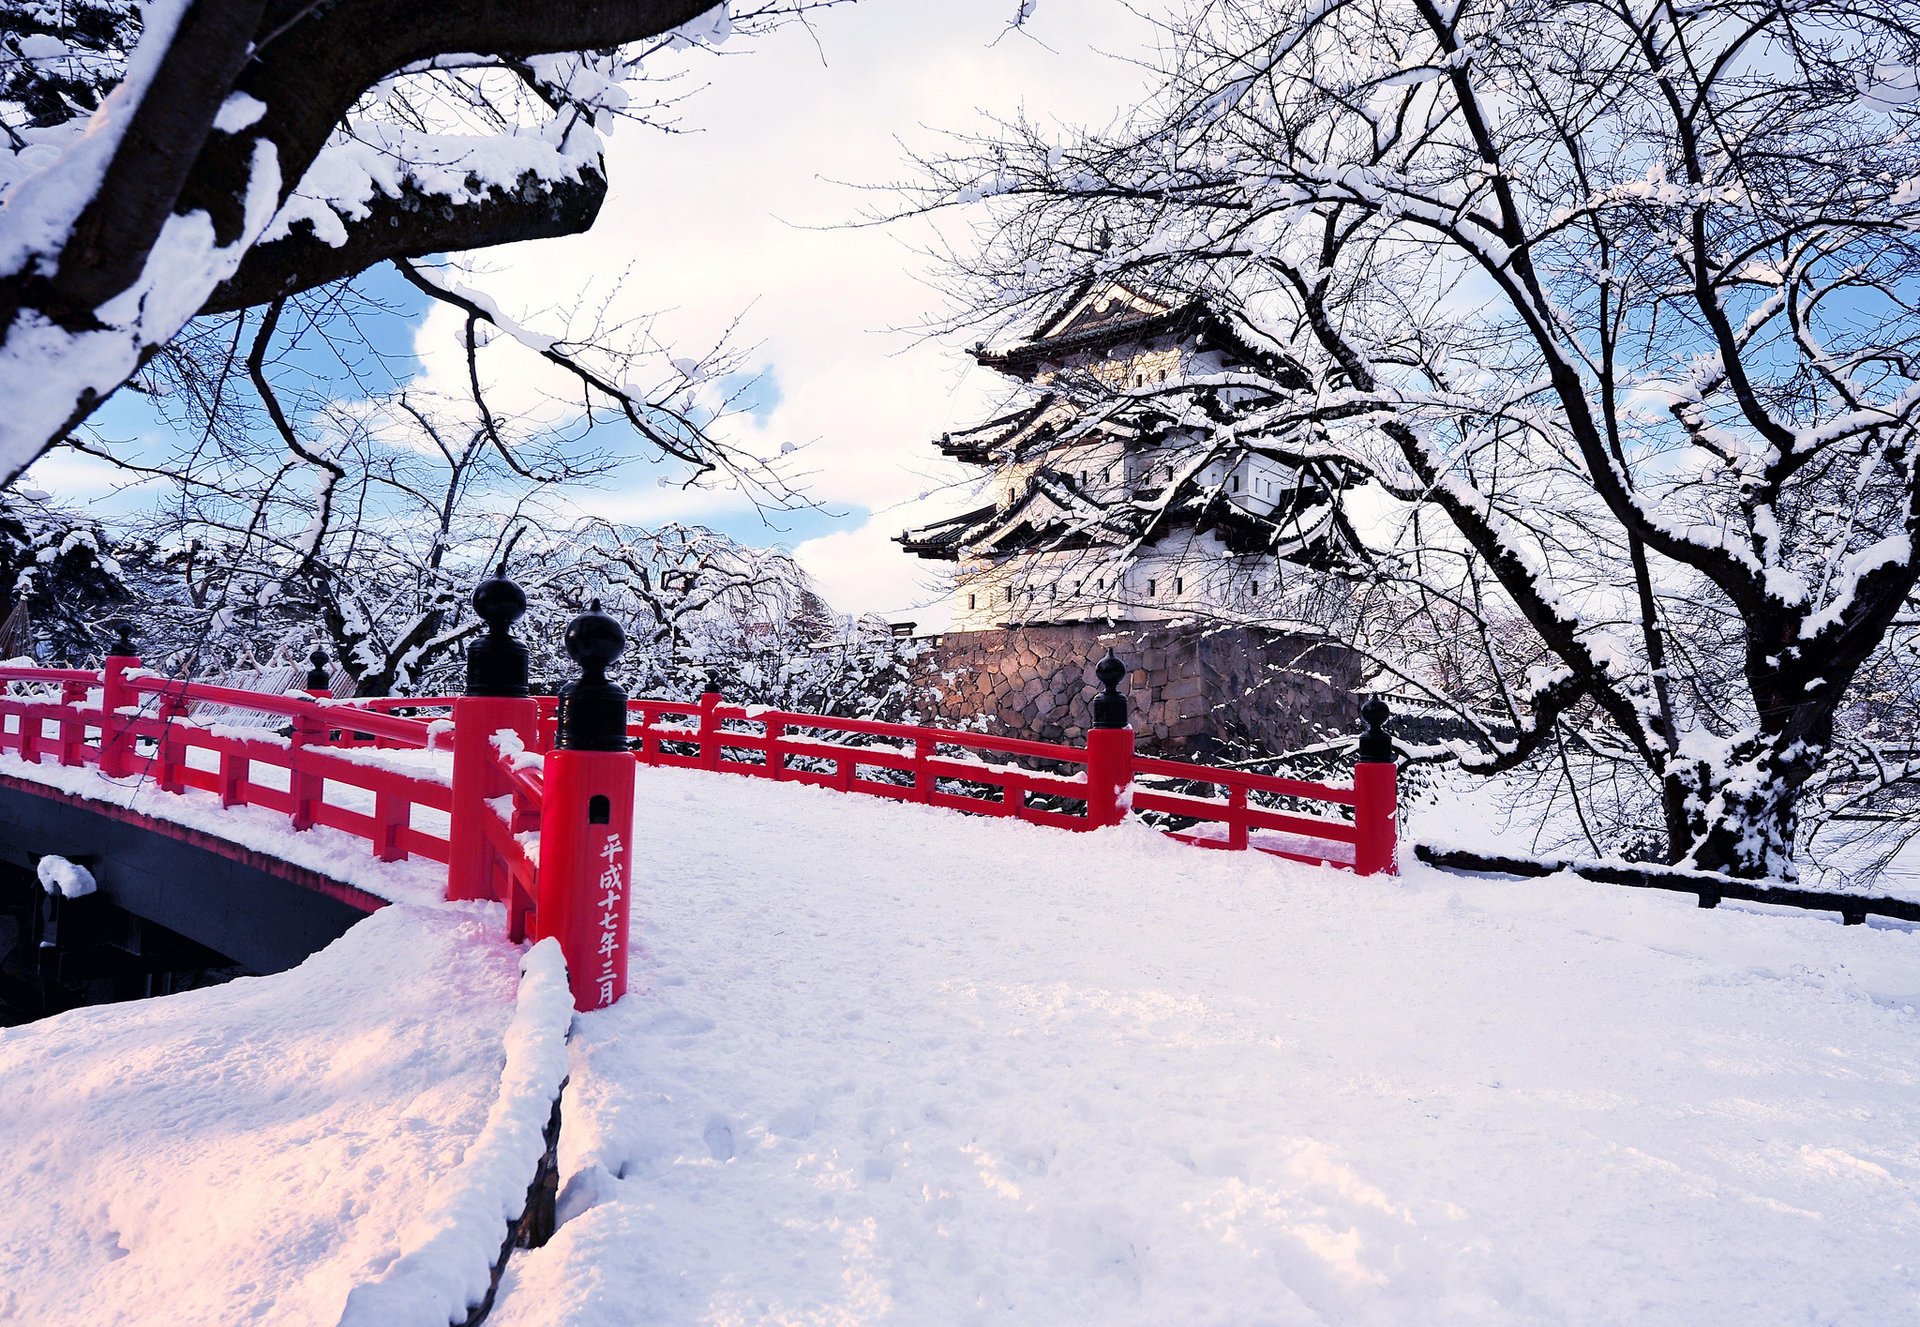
[0,905,523,1327]
[489,768,1920,1327]
[336,939,574,1327]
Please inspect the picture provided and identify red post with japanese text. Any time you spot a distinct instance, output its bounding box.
[536,747,637,1010]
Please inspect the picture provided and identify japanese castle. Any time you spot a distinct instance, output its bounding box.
[898,279,1359,632]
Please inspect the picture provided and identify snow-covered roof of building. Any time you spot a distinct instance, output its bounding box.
[970,277,1308,385]
[899,461,1360,568]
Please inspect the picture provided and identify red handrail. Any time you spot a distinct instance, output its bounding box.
[613,694,1393,867]
[0,661,1393,1013]
[0,666,453,867]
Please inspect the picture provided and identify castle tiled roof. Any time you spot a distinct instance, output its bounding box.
[970,278,1307,387]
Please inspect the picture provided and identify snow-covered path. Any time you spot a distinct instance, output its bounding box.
[0,905,528,1327]
[492,768,1920,1327]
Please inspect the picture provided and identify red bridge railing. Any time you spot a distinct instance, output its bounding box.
[0,612,1397,1011]
[0,660,453,864]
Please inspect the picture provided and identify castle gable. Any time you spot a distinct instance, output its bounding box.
[1035,280,1178,343]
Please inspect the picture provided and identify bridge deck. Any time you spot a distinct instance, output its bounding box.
[488,767,1920,1327]
[0,905,532,1327]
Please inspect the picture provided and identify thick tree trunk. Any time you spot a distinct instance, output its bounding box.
[1664,736,1823,880]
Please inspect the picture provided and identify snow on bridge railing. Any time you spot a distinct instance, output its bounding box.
[0,580,1398,1014]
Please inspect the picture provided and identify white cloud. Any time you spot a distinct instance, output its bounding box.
[413,0,1167,615]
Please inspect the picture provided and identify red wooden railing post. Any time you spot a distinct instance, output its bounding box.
[56,679,86,765]
[698,677,722,770]
[154,689,188,794]
[537,603,637,1010]
[449,574,539,903]
[288,703,324,831]
[99,631,142,777]
[1352,697,1398,876]
[1083,649,1135,828]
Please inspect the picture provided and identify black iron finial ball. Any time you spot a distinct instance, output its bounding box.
[557,600,629,751]
[565,601,626,676]
[471,573,527,635]
[465,567,531,699]
[305,647,331,692]
[110,620,136,658]
[1358,696,1394,763]
[1091,647,1130,730]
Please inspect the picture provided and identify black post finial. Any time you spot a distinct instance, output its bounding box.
[466,568,530,698]
[109,620,136,659]
[704,669,724,698]
[556,602,628,751]
[304,647,331,692]
[1091,648,1130,729]
[1358,696,1394,763]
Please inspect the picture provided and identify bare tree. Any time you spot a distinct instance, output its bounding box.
[905,0,1920,878]
[0,0,832,484]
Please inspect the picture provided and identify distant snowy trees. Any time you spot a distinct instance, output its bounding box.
[912,0,1920,879]
[5,476,912,715]
[0,0,819,487]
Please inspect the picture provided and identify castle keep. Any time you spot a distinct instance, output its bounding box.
[899,280,1363,757]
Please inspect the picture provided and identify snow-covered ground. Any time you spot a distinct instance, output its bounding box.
[0,905,535,1327]
[2,750,1917,1324]
[488,769,1920,1327]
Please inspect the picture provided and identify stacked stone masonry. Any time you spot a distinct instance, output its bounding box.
[908,624,1362,759]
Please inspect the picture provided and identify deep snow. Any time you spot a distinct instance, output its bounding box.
[0,906,529,1327]
[1,744,1916,1323]
[489,768,1920,1327]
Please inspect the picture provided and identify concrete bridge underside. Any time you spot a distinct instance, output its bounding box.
[0,773,381,978]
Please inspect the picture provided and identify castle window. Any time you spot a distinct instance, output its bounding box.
[1174,577,1184,594]
[1005,587,1014,603]
[967,593,977,610]
[1250,581,1259,597]
[1231,474,1240,492]
[1147,578,1158,597]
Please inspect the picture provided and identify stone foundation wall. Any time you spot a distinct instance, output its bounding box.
[908,623,1362,759]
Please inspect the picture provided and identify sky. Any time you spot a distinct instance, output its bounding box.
[408,0,1172,627]
[25,0,1172,627]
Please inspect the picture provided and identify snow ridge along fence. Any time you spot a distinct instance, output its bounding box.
[0,639,1396,1013]
[335,938,574,1327]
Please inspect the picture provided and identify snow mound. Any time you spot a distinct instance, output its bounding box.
[35,852,95,898]
[0,905,524,1327]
